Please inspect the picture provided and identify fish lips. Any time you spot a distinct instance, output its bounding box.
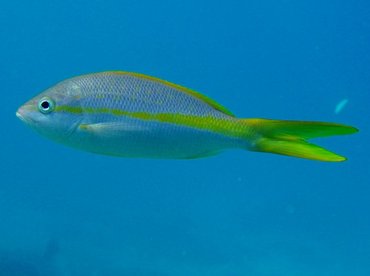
[16,104,36,125]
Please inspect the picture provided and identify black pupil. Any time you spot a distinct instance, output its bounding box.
[41,101,50,109]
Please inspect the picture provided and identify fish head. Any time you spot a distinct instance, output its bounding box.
[16,80,84,143]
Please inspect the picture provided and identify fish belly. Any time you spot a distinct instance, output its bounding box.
[71,118,243,159]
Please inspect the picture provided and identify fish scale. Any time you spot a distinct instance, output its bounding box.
[73,72,227,117]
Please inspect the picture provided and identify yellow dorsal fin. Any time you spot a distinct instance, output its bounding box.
[108,71,235,117]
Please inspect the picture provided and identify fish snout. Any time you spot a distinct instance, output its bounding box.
[16,104,35,124]
[16,106,26,122]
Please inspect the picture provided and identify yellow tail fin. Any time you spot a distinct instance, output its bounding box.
[244,119,358,162]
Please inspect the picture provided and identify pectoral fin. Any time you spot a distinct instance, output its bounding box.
[79,122,148,135]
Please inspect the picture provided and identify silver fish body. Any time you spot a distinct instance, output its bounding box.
[17,72,246,158]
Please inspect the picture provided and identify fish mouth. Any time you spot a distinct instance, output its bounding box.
[16,107,33,124]
[16,110,26,122]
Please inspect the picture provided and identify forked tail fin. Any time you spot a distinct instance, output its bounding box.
[243,119,358,162]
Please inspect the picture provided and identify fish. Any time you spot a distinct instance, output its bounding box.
[334,98,349,114]
[16,71,358,161]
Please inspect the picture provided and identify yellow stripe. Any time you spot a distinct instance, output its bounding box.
[55,105,246,139]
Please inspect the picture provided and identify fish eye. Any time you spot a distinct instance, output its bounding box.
[38,97,55,114]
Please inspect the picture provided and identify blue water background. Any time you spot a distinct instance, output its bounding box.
[1,1,369,275]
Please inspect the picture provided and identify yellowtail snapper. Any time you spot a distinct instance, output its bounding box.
[16,71,358,161]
